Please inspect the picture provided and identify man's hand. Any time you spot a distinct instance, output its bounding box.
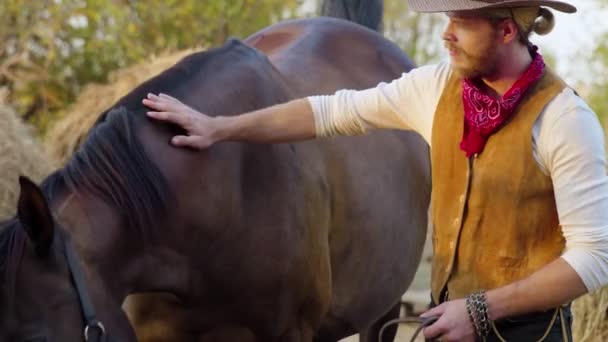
[143,93,221,149]
[421,299,476,342]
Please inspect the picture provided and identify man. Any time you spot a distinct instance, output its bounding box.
[143,1,608,341]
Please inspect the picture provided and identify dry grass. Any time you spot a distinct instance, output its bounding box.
[572,286,608,342]
[44,49,198,165]
[0,105,54,220]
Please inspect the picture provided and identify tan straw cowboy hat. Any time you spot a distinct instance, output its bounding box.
[408,0,577,13]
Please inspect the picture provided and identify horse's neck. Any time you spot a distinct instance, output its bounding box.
[54,191,142,300]
[55,189,194,300]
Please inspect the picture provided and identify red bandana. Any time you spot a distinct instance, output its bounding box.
[459,52,545,157]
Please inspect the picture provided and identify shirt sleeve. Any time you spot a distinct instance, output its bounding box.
[307,61,452,144]
[539,89,608,291]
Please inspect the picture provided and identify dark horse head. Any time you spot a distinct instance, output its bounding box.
[0,176,119,342]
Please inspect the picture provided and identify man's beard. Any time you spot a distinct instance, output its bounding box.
[446,41,499,79]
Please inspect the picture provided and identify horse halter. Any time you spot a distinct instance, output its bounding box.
[61,233,107,342]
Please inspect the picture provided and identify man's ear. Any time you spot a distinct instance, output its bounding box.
[500,19,520,44]
[17,176,55,257]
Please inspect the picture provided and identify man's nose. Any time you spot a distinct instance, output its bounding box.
[442,22,456,42]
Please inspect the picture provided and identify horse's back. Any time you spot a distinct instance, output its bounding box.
[248,17,430,339]
[245,17,416,95]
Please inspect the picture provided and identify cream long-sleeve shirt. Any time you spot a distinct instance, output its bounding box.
[308,61,608,291]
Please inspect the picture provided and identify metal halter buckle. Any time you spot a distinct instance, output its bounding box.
[84,321,106,341]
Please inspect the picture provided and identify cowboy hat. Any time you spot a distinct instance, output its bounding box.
[408,0,577,14]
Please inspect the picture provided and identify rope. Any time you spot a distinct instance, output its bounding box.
[378,316,439,342]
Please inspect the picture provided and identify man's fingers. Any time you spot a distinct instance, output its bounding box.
[171,135,209,149]
[146,110,167,119]
[420,303,446,318]
[143,97,177,112]
[142,97,165,110]
[145,94,196,116]
[147,92,177,102]
[146,111,191,127]
[420,305,446,340]
[159,93,180,103]
[144,92,212,151]
[422,318,446,340]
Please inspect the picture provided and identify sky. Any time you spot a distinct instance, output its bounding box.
[534,1,608,85]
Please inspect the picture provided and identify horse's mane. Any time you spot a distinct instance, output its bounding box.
[0,222,11,278]
[0,219,20,286]
[37,42,264,237]
[40,108,172,238]
[0,108,164,279]
[0,109,167,284]
[7,39,284,245]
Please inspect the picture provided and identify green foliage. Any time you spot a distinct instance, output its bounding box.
[587,31,608,129]
[0,0,299,132]
[580,1,608,130]
[382,0,445,65]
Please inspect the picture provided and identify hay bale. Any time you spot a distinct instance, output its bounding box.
[0,105,54,220]
[573,286,608,341]
[44,49,198,165]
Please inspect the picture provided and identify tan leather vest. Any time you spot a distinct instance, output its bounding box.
[430,69,567,302]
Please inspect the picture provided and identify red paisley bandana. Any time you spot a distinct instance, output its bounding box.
[459,52,545,157]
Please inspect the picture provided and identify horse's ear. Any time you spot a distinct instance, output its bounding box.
[17,176,55,256]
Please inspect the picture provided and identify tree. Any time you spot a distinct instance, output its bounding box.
[586,32,608,129]
[382,0,445,65]
[572,0,608,128]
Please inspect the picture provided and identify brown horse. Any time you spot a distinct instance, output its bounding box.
[0,17,430,342]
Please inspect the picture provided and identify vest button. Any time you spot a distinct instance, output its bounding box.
[459,195,465,203]
[453,218,460,227]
